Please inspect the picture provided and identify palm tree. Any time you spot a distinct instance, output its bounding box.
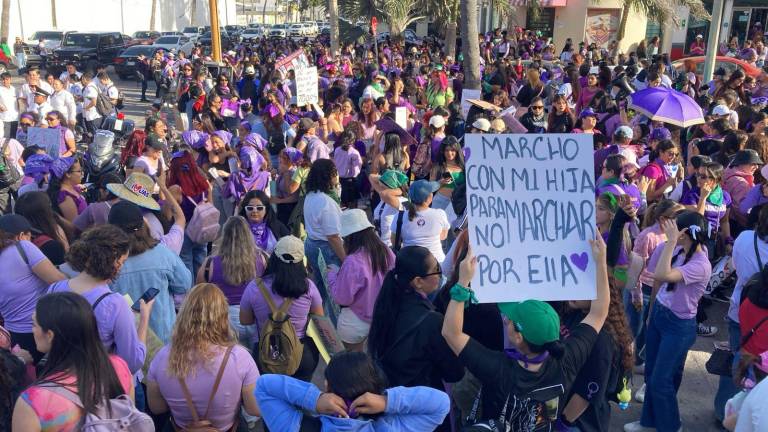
[150,0,158,31]
[617,0,708,42]
[425,0,459,58]
[338,0,422,40]
[51,0,58,28]
[460,0,480,90]
[191,0,198,25]
[0,0,10,42]
[329,0,340,55]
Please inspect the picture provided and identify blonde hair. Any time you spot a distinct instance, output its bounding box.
[526,68,542,88]
[215,216,259,286]
[168,283,235,377]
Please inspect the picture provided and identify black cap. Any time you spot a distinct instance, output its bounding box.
[108,201,145,232]
[146,134,164,150]
[0,214,32,234]
[732,149,764,167]
[33,87,50,97]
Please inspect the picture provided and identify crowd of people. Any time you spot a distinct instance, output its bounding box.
[0,22,766,432]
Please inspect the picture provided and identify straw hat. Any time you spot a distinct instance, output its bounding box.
[106,173,160,211]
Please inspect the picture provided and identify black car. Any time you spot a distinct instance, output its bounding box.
[113,45,161,80]
[49,31,127,75]
[197,30,233,50]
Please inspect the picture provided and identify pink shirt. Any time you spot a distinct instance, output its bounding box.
[723,167,754,225]
[633,223,667,287]
[328,248,395,322]
[647,244,712,319]
[333,146,363,179]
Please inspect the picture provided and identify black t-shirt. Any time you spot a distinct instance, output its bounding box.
[562,312,616,432]
[458,323,598,432]
[33,234,66,266]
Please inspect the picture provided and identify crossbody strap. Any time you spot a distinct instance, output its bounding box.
[754,233,763,272]
[203,257,213,282]
[15,242,29,266]
[741,315,768,347]
[256,278,294,315]
[178,345,234,421]
[92,292,112,311]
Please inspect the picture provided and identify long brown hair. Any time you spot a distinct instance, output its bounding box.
[344,227,392,276]
[214,216,259,286]
[168,283,236,378]
[606,283,634,371]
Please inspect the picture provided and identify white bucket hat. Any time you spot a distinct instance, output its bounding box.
[339,209,374,237]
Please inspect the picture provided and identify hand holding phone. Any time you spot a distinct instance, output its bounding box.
[132,288,160,312]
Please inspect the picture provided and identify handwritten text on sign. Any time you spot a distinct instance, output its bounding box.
[295,66,319,107]
[465,133,597,302]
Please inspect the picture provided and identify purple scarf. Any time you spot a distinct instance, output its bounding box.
[249,221,270,251]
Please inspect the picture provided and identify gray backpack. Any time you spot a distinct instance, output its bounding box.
[39,384,154,431]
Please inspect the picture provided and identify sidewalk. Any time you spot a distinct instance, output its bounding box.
[611,300,731,432]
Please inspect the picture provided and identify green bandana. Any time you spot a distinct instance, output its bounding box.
[326,191,341,205]
[707,185,724,207]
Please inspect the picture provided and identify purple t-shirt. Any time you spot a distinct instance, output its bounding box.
[239,275,322,345]
[680,188,732,234]
[0,241,48,332]
[58,189,87,215]
[147,344,259,431]
[73,201,113,232]
[48,280,147,374]
[647,244,712,319]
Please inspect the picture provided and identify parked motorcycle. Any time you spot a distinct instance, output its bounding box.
[82,129,121,202]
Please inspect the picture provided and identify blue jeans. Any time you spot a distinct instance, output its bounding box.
[304,237,342,324]
[640,304,697,431]
[135,377,146,412]
[624,284,652,365]
[229,305,256,347]
[180,234,207,280]
[714,318,742,421]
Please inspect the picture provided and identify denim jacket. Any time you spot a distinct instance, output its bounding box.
[255,374,450,432]
[109,244,192,344]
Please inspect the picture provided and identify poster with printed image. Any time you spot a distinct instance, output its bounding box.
[585,9,620,49]
[464,133,597,303]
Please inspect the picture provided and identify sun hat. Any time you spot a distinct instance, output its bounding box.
[649,127,672,141]
[472,118,491,132]
[380,170,409,189]
[615,125,634,140]
[106,173,161,211]
[579,107,597,119]
[339,209,374,237]
[429,115,446,128]
[274,235,305,264]
[108,200,145,232]
[409,179,440,205]
[49,156,76,179]
[0,214,32,235]
[732,149,764,167]
[498,300,560,345]
[712,105,731,116]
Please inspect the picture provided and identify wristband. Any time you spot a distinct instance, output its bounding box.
[450,283,478,307]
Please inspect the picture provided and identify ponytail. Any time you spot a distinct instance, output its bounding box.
[406,201,418,221]
[666,210,708,292]
[368,271,407,360]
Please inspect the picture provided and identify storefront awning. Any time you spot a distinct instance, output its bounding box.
[509,0,567,7]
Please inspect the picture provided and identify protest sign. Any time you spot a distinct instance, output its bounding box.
[27,127,60,159]
[465,133,597,302]
[295,66,319,107]
[275,49,310,77]
[395,106,407,129]
[307,314,345,363]
[460,89,481,119]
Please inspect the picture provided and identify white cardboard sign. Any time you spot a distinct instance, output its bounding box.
[460,88,481,119]
[27,127,60,159]
[295,66,319,107]
[465,133,597,302]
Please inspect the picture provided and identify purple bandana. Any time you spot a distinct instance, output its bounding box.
[181,130,210,150]
[50,156,75,179]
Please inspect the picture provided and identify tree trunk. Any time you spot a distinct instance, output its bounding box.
[460,0,481,89]
[617,2,630,42]
[262,0,267,23]
[150,0,157,31]
[191,0,198,25]
[0,0,10,41]
[444,21,457,59]
[328,0,339,55]
[51,0,57,28]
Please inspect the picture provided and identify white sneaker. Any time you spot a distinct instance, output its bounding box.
[635,383,646,403]
[623,421,655,432]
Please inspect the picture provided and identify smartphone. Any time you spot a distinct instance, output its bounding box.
[131,288,160,312]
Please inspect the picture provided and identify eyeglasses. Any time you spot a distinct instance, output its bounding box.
[666,152,679,157]
[696,173,714,180]
[421,270,442,278]
[245,205,266,212]
[530,105,544,110]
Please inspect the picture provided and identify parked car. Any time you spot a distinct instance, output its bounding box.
[122,34,140,47]
[224,25,245,38]
[181,26,205,41]
[240,26,267,41]
[152,35,195,56]
[671,56,763,79]
[288,23,304,37]
[113,45,161,80]
[49,31,127,75]
[376,29,422,45]
[161,31,183,36]
[269,24,288,38]
[303,22,318,36]
[131,31,161,45]
[197,31,233,50]
[22,30,65,68]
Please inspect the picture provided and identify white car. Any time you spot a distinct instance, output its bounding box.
[241,26,266,40]
[152,35,195,56]
[303,22,317,36]
[181,26,204,41]
[270,24,288,38]
[288,23,305,37]
[376,29,422,45]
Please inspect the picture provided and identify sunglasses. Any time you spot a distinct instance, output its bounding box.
[421,270,442,278]
[696,173,714,180]
[20,122,32,127]
[245,205,266,212]
[530,105,544,110]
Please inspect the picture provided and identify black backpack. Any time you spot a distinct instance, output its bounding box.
[0,139,21,189]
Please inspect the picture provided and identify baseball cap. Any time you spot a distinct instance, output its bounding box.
[409,179,440,205]
[298,117,317,131]
[380,170,409,189]
[274,235,305,264]
[0,214,32,235]
[649,127,672,141]
[498,300,560,346]
[579,107,597,119]
[712,105,731,116]
[108,201,145,232]
[429,115,446,128]
[615,125,634,140]
[472,118,491,132]
[619,148,641,169]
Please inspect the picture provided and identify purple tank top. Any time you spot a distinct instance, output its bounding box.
[207,256,250,305]
[58,189,87,215]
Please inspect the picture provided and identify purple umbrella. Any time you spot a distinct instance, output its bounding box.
[375,117,418,148]
[628,87,704,128]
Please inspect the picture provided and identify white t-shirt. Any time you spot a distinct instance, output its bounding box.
[734,377,768,432]
[0,84,20,122]
[58,70,82,84]
[50,89,77,124]
[20,81,54,108]
[303,191,341,241]
[390,207,449,263]
[374,197,407,247]
[134,155,167,177]
[82,83,101,121]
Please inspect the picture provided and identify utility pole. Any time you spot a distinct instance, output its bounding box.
[703,0,724,83]
[210,0,223,62]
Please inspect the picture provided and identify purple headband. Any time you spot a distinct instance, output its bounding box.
[181,130,210,150]
[20,113,34,121]
[283,147,303,164]
[50,156,75,179]
[243,133,266,151]
[212,130,233,146]
[24,154,54,179]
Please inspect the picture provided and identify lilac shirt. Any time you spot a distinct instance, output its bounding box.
[239,275,322,345]
[647,244,712,319]
[207,255,265,305]
[305,136,331,162]
[333,147,363,179]
[147,344,259,431]
[73,201,113,232]
[48,280,147,374]
[739,185,768,217]
[328,248,395,323]
[58,189,87,215]
[680,188,732,234]
[0,241,48,332]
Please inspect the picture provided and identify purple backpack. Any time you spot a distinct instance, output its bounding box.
[39,384,154,431]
